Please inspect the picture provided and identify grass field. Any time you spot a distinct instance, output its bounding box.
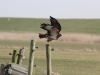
[0,18,100,34]
[0,18,100,75]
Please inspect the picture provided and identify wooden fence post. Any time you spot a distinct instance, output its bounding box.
[46,44,52,75]
[28,40,35,75]
[17,48,25,65]
[12,50,17,63]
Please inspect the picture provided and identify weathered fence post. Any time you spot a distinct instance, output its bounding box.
[0,64,5,75]
[46,44,52,75]
[28,40,35,75]
[12,50,17,63]
[17,48,25,65]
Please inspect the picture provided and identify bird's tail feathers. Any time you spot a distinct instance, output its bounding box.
[39,33,47,38]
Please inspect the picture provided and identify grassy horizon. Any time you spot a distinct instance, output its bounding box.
[0,18,100,34]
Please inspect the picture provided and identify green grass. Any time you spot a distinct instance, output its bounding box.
[60,19,100,34]
[0,18,100,34]
[0,40,100,75]
[0,18,100,75]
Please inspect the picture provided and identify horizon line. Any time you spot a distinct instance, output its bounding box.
[0,16,100,19]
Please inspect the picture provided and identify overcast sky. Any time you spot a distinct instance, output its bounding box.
[0,0,100,19]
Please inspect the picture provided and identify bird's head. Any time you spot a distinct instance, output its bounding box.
[57,34,62,39]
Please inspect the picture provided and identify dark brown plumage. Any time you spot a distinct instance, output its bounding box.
[50,16,61,32]
[39,16,62,44]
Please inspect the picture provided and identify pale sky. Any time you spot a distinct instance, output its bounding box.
[0,0,100,19]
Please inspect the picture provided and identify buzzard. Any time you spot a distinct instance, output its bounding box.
[39,16,62,44]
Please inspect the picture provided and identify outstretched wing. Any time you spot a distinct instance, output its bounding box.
[50,16,61,32]
[40,23,53,31]
[40,23,52,36]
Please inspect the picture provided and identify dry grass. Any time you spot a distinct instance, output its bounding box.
[59,33,100,43]
[0,32,100,43]
[51,72,61,75]
[0,32,38,41]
